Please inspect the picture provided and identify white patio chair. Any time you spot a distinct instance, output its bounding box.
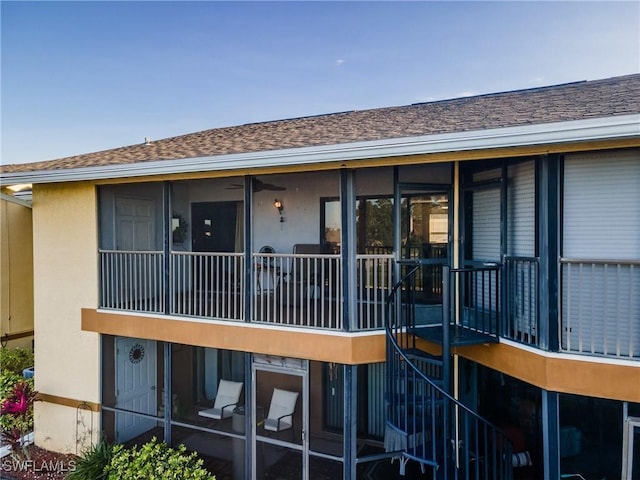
[198,379,243,420]
[264,388,299,435]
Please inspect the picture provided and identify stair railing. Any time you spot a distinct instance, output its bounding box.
[386,261,513,479]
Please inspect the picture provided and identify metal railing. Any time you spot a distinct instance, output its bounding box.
[504,256,539,347]
[386,262,513,479]
[170,252,244,320]
[99,250,165,313]
[99,250,393,330]
[560,258,639,359]
[252,252,343,329]
[356,254,394,330]
[455,262,502,337]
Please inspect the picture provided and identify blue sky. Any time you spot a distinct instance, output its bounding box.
[2,1,639,165]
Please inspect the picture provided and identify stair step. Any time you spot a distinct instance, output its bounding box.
[404,347,443,364]
[413,324,500,346]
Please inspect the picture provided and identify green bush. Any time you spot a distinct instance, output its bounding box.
[0,371,24,400]
[66,439,114,480]
[103,437,215,480]
[0,347,34,375]
[0,346,36,435]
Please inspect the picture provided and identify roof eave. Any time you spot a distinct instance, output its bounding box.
[2,114,638,186]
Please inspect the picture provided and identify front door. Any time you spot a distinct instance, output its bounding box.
[115,337,157,443]
[252,355,309,480]
[398,186,451,323]
[192,201,239,253]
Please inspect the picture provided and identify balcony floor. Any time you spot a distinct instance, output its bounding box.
[413,324,499,347]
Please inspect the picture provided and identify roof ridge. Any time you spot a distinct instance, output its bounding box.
[411,73,640,107]
[2,73,638,173]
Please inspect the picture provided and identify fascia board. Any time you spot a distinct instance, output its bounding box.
[2,113,638,186]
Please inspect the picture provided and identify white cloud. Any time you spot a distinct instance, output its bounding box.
[335,59,345,66]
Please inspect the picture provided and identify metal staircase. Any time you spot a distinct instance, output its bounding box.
[385,261,513,479]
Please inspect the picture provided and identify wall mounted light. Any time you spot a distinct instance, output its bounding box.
[274,199,284,222]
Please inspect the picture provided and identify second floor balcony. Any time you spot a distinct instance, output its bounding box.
[99,249,393,331]
[98,247,640,360]
[96,168,639,360]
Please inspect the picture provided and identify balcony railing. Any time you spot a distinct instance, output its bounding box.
[454,263,501,338]
[356,254,394,330]
[560,258,640,359]
[251,252,394,330]
[252,252,342,329]
[504,256,539,347]
[99,250,165,313]
[98,251,639,358]
[170,252,244,321]
[98,250,393,331]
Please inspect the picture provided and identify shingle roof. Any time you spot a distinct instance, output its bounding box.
[3,74,639,174]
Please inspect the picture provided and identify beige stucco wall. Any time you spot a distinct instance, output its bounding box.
[32,183,100,454]
[0,198,34,349]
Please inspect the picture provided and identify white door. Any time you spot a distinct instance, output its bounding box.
[622,416,640,480]
[115,196,154,251]
[115,197,156,308]
[115,337,157,443]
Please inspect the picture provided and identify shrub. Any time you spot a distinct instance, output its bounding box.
[103,437,215,480]
[66,439,115,480]
[0,379,37,459]
[0,347,36,446]
[0,371,24,401]
[0,347,34,375]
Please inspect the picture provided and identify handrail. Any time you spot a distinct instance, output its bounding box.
[385,260,513,479]
[560,257,640,266]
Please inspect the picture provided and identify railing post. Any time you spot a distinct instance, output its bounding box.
[442,266,451,396]
[340,168,356,332]
[244,176,253,323]
[164,182,171,315]
[539,154,561,351]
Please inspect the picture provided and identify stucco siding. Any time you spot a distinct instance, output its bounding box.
[32,182,100,453]
[0,199,34,348]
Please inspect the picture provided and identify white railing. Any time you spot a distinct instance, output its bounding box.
[170,252,244,321]
[504,256,539,346]
[252,252,343,329]
[560,259,640,359]
[356,254,394,330]
[252,253,393,330]
[99,250,165,313]
[99,250,393,330]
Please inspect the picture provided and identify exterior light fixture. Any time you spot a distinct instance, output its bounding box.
[274,199,284,222]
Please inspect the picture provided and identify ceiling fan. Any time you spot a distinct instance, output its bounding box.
[227,178,286,192]
[430,195,449,209]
